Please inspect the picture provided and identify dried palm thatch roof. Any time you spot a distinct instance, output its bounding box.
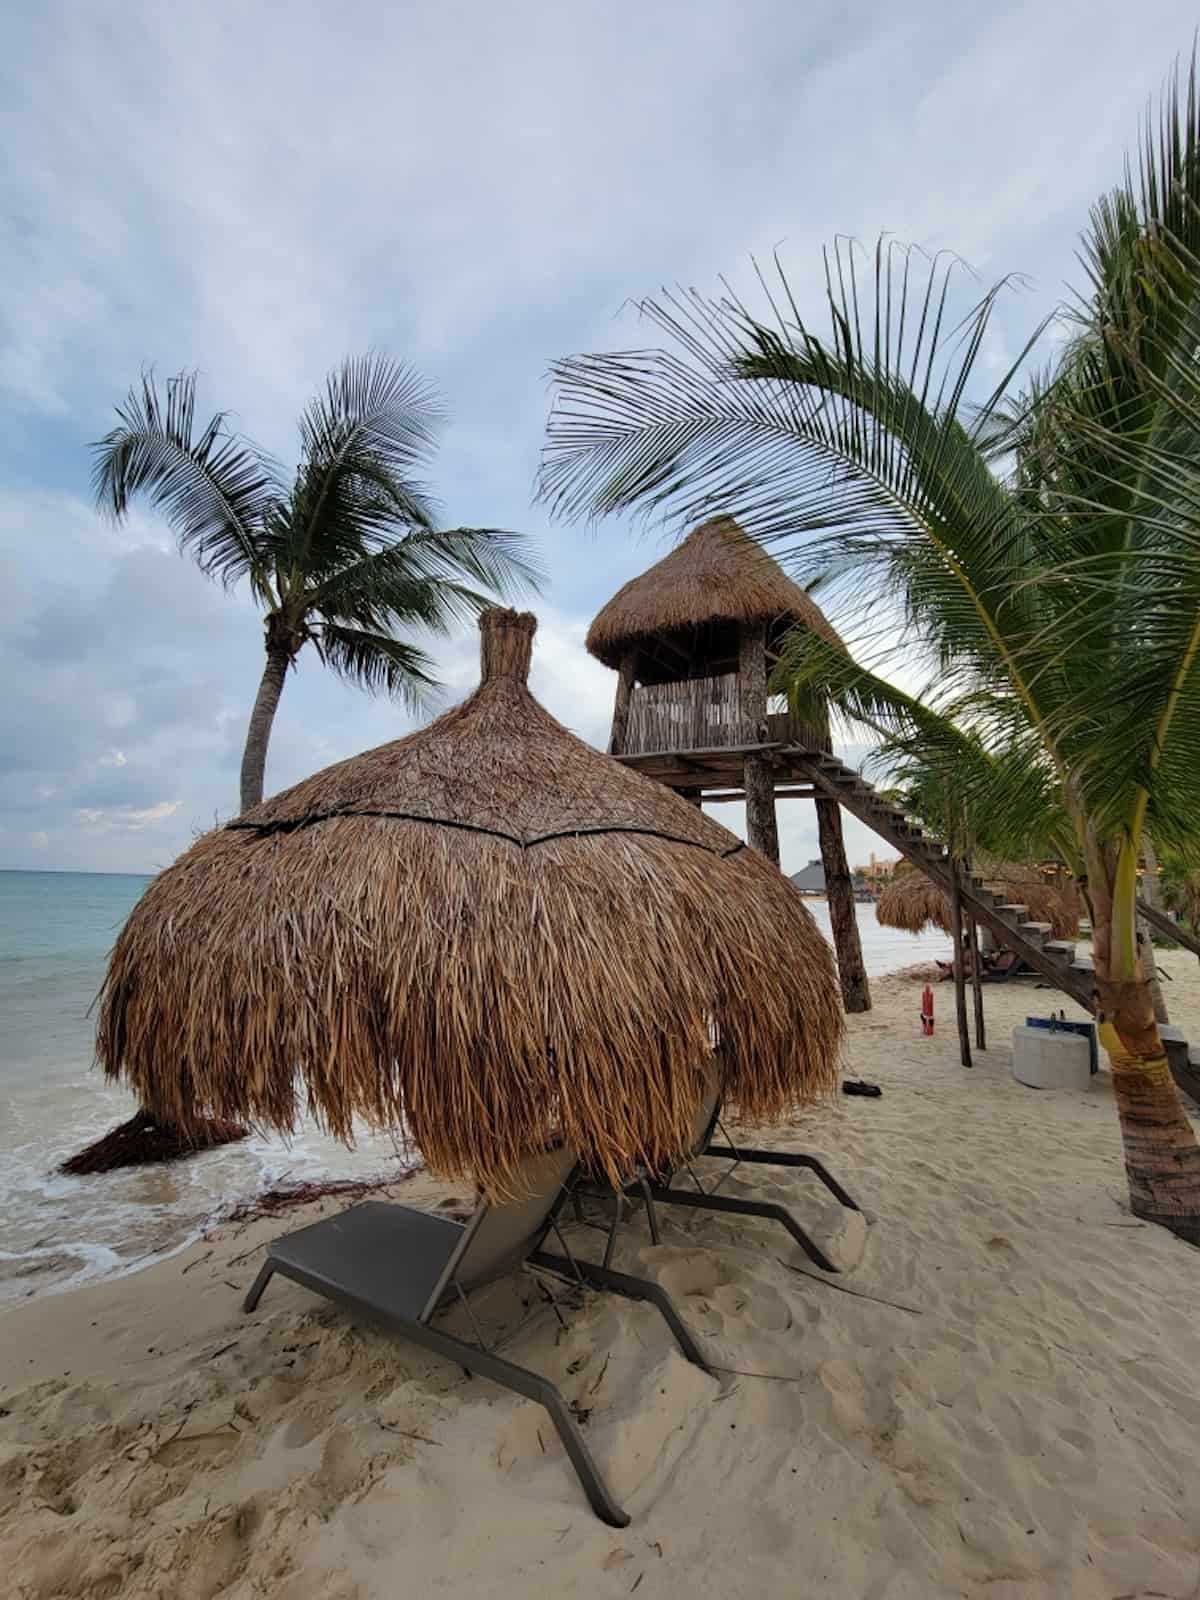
[586,514,843,678]
[97,609,843,1193]
[875,871,954,935]
[876,864,1080,938]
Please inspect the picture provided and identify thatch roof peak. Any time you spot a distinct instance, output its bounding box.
[98,608,843,1193]
[586,514,842,674]
[236,607,741,851]
[479,607,535,683]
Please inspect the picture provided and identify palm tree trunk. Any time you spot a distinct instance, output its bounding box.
[1097,972,1200,1241]
[239,644,291,813]
[1091,864,1200,1242]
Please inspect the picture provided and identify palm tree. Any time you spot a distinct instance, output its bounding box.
[94,354,541,813]
[539,67,1200,1240]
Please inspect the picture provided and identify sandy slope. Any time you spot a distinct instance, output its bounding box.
[3,960,1200,1600]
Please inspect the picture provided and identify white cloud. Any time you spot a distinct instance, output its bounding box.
[2,0,1196,873]
[76,800,181,831]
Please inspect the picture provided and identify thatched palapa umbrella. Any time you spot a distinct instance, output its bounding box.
[876,865,1080,939]
[98,610,843,1192]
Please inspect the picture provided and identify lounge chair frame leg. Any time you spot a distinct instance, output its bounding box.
[602,1192,625,1269]
[635,1177,661,1244]
[703,1146,859,1211]
[644,1185,839,1273]
[405,1318,630,1528]
[243,1262,274,1312]
[533,1251,708,1371]
[245,1262,629,1528]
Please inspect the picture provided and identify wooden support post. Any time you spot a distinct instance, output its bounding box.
[949,858,972,1068]
[815,795,871,1014]
[1138,836,1170,1023]
[608,650,637,755]
[738,625,780,866]
[967,913,986,1051]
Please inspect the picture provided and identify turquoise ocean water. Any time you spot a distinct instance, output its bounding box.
[0,870,949,1305]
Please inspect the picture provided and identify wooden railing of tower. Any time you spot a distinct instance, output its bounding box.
[618,671,827,757]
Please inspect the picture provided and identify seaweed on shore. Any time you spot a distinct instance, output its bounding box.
[58,1111,250,1175]
[220,1165,423,1226]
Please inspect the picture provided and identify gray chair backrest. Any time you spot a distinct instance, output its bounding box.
[420,1142,578,1321]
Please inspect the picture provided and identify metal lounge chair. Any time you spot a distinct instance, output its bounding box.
[242,1142,707,1526]
[581,1061,859,1275]
[937,948,1032,983]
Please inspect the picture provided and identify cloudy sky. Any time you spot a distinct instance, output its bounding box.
[2,0,1194,876]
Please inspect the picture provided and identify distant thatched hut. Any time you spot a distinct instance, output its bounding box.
[97,610,843,1192]
[877,865,1080,939]
[790,860,827,896]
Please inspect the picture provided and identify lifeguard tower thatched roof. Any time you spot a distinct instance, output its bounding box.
[586,514,843,683]
[97,609,843,1192]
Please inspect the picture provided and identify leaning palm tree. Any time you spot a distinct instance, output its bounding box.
[94,354,540,812]
[539,66,1200,1239]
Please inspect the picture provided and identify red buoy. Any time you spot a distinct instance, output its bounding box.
[920,984,935,1036]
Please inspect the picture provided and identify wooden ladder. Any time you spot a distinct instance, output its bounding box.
[790,749,1093,1010]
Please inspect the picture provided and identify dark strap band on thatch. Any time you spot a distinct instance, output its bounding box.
[226,810,746,859]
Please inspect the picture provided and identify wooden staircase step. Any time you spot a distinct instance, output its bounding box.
[1071,957,1095,975]
[783,750,1096,1012]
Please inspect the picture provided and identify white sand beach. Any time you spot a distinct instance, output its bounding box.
[3,961,1200,1600]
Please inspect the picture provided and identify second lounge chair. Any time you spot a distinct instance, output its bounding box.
[578,1061,859,1273]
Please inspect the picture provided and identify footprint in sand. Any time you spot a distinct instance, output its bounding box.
[152,1426,241,1469]
[655,1252,730,1302]
[280,1409,330,1450]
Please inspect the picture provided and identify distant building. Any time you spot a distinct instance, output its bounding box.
[790,859,827,895]
[852,851,897,884]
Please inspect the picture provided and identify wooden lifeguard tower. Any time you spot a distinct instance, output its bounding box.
[587,515,871,1013]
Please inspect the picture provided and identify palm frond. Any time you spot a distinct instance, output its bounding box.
[313,528,542,634]
[291,354,445,574]
[312,623,439,706]
[91,371,281,595]
[1021,57,1200,838]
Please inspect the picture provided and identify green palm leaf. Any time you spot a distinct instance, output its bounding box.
[91,371,282,600]
[311,623,439,706]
